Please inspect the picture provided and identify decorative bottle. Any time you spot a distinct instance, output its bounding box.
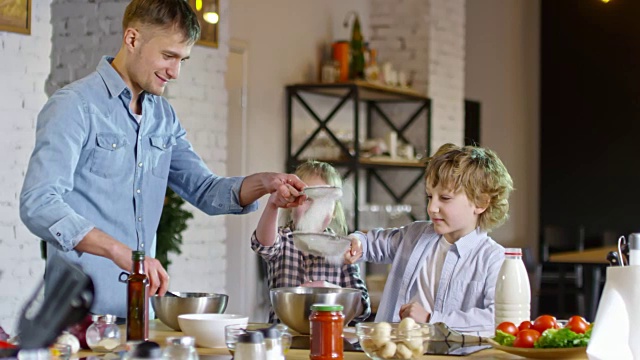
[127,250,149,341]
[494,248,531,326]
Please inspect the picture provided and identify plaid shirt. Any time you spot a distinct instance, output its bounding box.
[251,226,371,323]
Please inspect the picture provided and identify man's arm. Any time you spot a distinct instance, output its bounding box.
[75,228,169,296]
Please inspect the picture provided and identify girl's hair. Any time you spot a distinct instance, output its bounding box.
[123,0,201,44]
[281,160,348,235]
[425,143,514,231]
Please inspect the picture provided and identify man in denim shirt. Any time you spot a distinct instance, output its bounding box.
[19,0,305,318]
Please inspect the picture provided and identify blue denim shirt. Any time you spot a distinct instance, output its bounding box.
[20,56,257,317]
[352,221,505,336]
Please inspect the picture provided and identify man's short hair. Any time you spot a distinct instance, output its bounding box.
[123,0,201,44]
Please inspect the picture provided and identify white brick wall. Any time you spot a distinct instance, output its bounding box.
[166,0,231,293]
[0,0,229,333]
[369,0,465,151]
[0,0,52,334]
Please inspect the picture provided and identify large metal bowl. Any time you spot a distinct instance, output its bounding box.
[270,287,362,334]
[151,292,228,331]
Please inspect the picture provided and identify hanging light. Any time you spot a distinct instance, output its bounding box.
[203,0,219,24]
[195,0,203,11]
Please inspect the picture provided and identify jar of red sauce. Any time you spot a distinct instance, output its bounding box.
[309,303,344,360]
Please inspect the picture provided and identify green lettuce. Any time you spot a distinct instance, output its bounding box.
[534,327,590,348]
[494,330,515,346]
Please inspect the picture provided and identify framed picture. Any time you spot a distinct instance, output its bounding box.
[0,0,31,35]
[188,0,219,48]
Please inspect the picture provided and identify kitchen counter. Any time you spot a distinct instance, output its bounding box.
[77,320,585,359]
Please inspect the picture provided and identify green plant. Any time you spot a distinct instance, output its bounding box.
[156,187,194,269]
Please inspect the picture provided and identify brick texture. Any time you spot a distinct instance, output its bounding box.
[0,0,230,333]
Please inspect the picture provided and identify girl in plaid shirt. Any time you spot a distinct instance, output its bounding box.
[251,160,371,323]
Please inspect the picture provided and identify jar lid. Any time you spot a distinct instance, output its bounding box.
[238,331,264,344]
[166,336,195,346]
[131,341,162,358]
[91,314,117,323]
[310,304,344,312]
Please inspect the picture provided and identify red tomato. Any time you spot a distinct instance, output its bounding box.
[513,329,541,348]
[532,315,557,334]
[518,320,532,331]
[496,321,518,336]
[566,315,589,334]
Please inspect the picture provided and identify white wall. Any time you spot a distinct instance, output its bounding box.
[0,0,52,334]
[465,0,540,252]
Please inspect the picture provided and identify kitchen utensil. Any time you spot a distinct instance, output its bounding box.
[291,231,351,258]
[606,251,621,266]
[18,260,94,350]
[269,287,361,334]
[151,292,228,331]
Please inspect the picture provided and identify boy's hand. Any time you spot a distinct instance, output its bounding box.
[399,302,431,323]
[344,236,362,264]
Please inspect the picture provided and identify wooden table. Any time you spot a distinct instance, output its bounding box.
[547,245,617,320]
[76,320,570,359]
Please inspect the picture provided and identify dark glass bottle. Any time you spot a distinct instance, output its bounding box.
[127,250,149,341]
[349,14,365,80]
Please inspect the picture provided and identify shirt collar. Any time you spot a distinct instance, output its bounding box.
[453,227,488,258]
[96,56,156,103]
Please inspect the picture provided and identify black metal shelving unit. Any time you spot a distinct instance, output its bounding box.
[286,81,432,231]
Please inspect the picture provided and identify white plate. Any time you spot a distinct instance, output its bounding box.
[487,338,586,359]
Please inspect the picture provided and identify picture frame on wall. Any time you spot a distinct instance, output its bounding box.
[188,0,219,48]
[0,0,31,35]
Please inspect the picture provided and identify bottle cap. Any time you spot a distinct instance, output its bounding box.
[630,233,640,250]
[131,250,145,260]
[310,303,344,312]
[238,331,264,344]
[131,341,161,358]
[504,248,522,256]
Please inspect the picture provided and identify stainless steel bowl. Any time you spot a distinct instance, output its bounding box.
[151,292,228,330]
[270,287,362,334]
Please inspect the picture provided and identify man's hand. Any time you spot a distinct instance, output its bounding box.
[144,256,170,296]
[344,236,362,264]
[399,302,431,323]
[239,172,306,208]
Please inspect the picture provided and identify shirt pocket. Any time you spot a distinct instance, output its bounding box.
[149,135,176,178]
[447,280,483,310]
[90,133,128,178]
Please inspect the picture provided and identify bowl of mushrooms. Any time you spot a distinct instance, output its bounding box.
[355,318,438,360]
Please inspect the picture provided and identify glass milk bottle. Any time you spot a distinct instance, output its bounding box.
[494,248,531,326]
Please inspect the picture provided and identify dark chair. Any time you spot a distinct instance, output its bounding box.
[522,247,540,319]
[538,225,586,318]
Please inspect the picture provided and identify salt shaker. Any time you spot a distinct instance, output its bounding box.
[161,336,199,360]
[86,314,121,352]
[234,331,266,360]
[260,326,284,360]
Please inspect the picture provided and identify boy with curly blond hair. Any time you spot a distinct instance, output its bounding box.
[346,143,513,335]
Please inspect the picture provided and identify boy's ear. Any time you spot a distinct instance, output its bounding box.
[474,194,490,214]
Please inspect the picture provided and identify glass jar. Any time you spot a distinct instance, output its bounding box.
[86,314,121,352]
[161,336,199,360]
[309,303,344,360]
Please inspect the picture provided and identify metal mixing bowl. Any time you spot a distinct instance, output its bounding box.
[151,292,228,330]
[270,287,362,334]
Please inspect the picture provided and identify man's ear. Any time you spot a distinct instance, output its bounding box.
[123,27,140,52]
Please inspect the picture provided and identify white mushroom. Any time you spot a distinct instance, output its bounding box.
[372,322,392,347]
[398,317,417,333]
[377,341,397,359]
[395,343,413,359]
